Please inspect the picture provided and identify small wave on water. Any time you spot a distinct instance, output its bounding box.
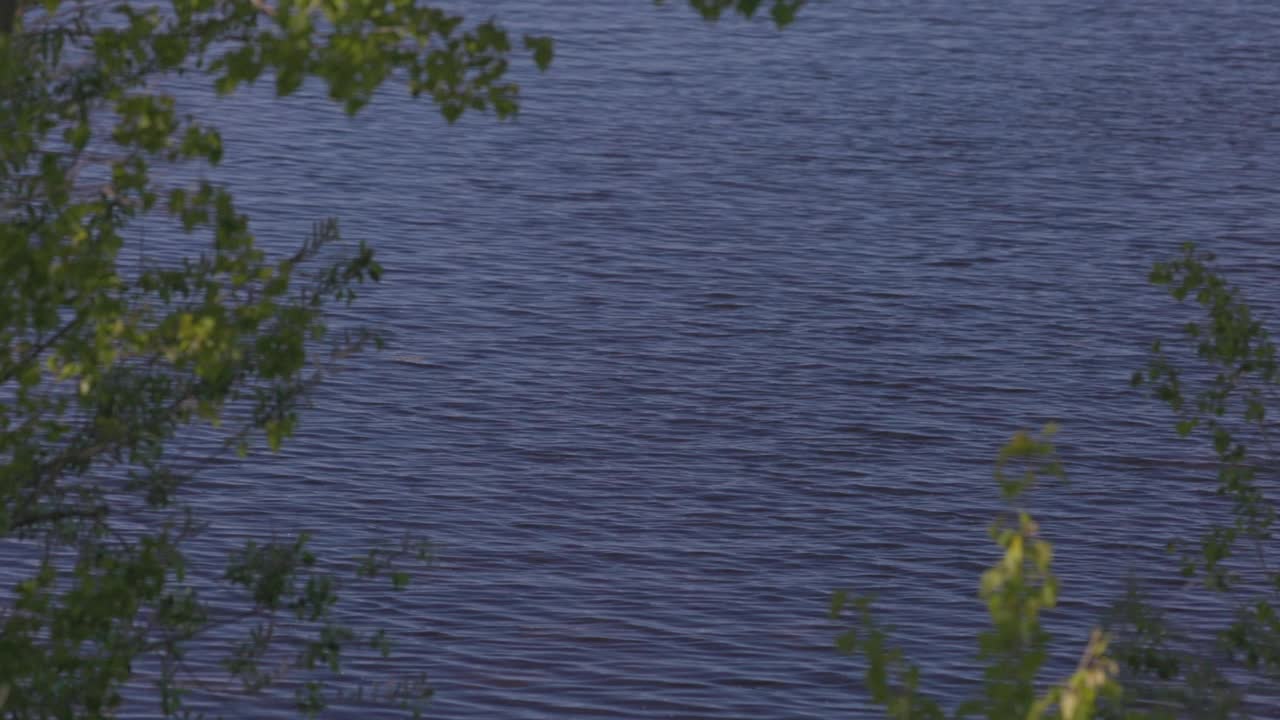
[390,354,440,367]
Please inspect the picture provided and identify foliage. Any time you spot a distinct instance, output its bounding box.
[662,0,805,27]
[0,0,801,717]
[831,426,1120,720]
[834,244,1280,719]
[1106,243,1280,718]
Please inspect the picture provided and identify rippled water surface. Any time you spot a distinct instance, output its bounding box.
[149,1,1280,716]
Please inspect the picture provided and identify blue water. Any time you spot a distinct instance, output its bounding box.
[138,1,1280,716]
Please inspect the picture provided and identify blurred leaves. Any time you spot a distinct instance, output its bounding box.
[661,0,806,27]
[0,0,551,713]
[2,0,805,715]
[834,428,1118,720]
[1107,243,1280,718]
[836,246,1280,718]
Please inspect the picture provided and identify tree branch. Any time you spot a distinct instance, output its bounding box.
[10,503,108,531]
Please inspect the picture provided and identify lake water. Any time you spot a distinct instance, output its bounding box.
[140,0,1280,716]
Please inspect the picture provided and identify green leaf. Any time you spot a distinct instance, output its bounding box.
[835,627,857,654]
[524,35,554,71]
[830,589,848,619]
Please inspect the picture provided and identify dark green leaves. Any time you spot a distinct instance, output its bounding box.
[524,34,554,72]
[661,0,805,27]
[1098,244,1280,717]
[3,1,802,716]
[829,592,946,720]
[1136,243,1278,589]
